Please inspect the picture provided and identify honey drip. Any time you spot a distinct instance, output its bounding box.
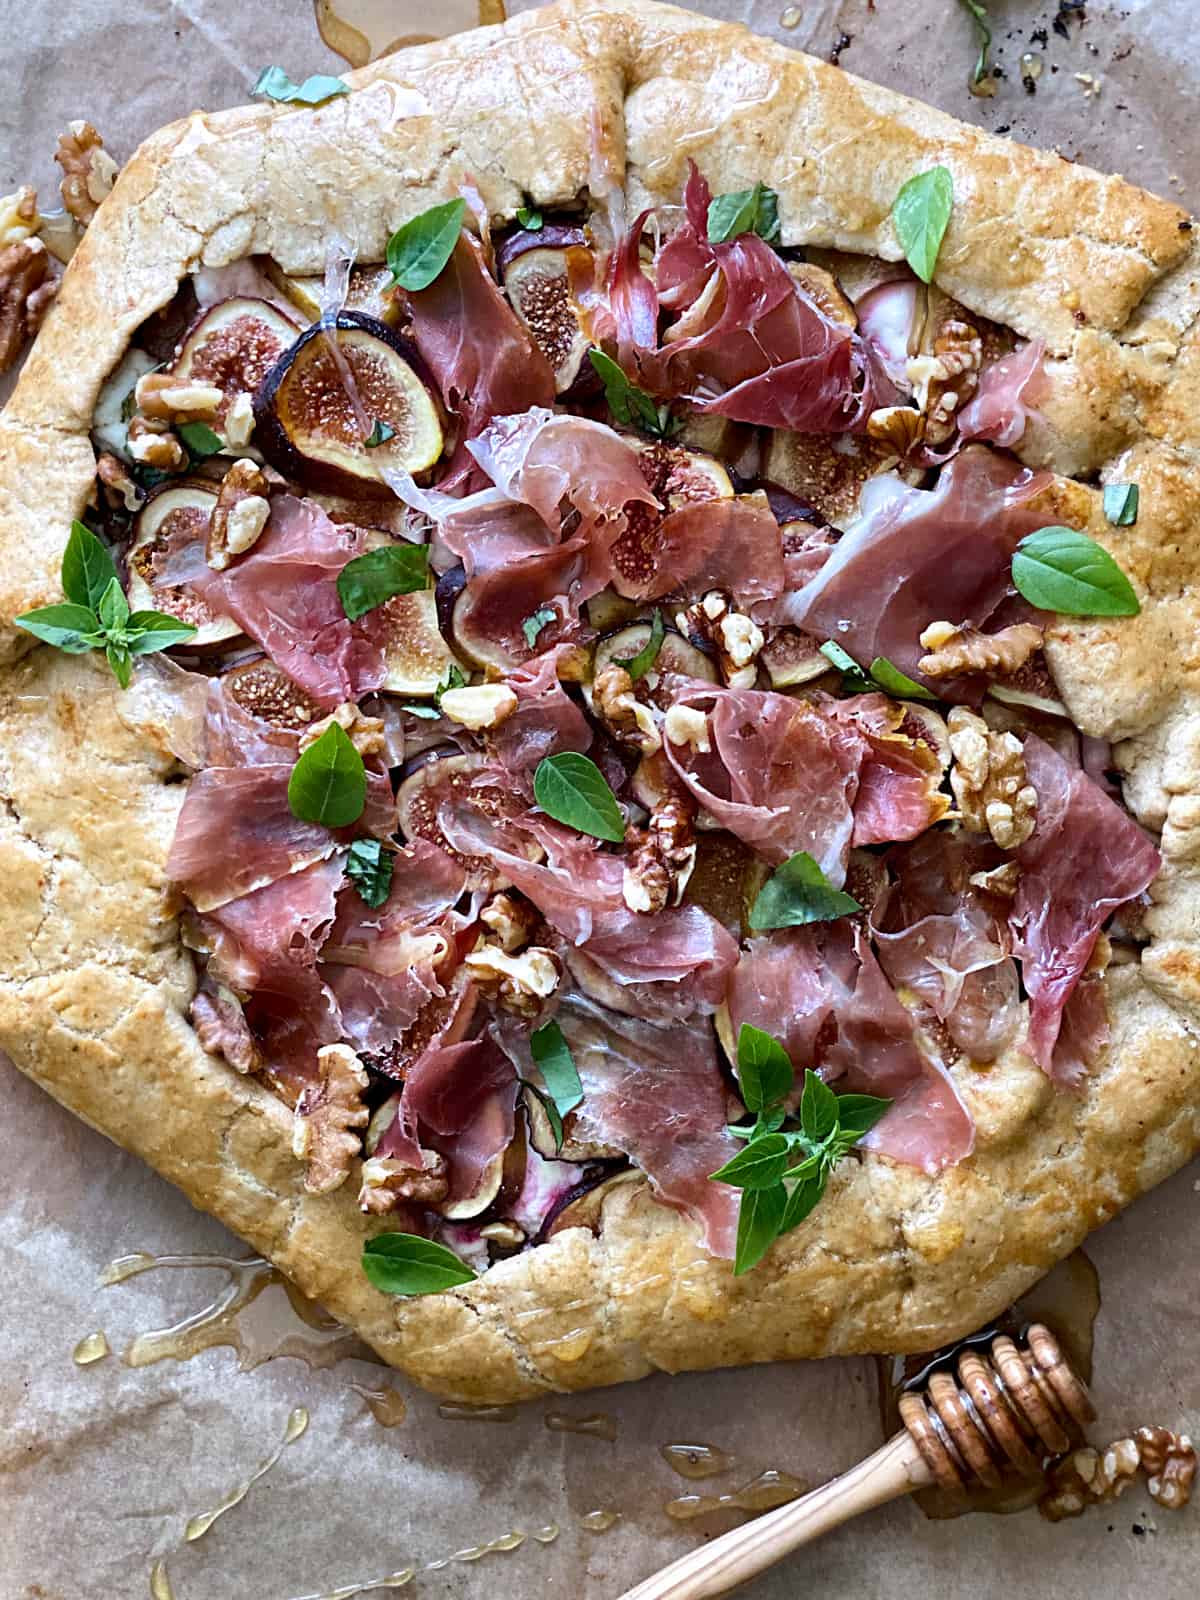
[350,1382,408,1427]
[285,1569,415,1600]
[544,1409,617,1442]
[313,0,505,66]
[532,1524,560,1544]
[149,1560,175,1600]
[184,1408,309,1542]
[424,1530,527,1569]
[437,1400,517,1423]
[660,1442,736,1480]
[578,1508,621,1532]
[72,1330,110,1365]
[664,1469,806,1521]
[100,1251,366,1371]
[876,1249,1101,1520]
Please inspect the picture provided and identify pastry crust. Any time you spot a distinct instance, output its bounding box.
[2,0,1200,1402]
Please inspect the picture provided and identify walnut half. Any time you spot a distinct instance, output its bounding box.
[359,1151,449,1214]
[207,458,270,571]
[919,620,1044,680]
[623,795,697,914]
[947,707,1038,850]
[0,236,56,374]
[55,121,118,226]
[292,1043,370,1195]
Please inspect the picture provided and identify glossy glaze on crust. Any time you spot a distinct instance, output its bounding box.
[2,0,1200,1402]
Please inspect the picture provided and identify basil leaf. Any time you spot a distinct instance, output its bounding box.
[588,349,673,439]
[868,656,935,701]
[435,663,467,705]
[1012,527,1139,617]
[361,1232,476,1296]
[14,603,103,652]
[957,0,993,87]
[252,66,350,106]
[892,167,954,284]
[106,641,133,689]
[733,1183,787,1276]
[337,543,429,621]
[749,851,862,932]
[832,1092,892,1141]
[728,1106,787,1141]
[819,639,874,693]
[125,611,201,652]
[529,1020,584,1124]
[516,206,543,231]
[707,181,781,245]
[387,199,467,292]
[779,1168,827,1235]
[799,1070,839,1143]
[61,522,118,611]
[710,1133,790,1191]
[287,721,367,827]
[522,1079,565,1151]
[614,609,665,681]
[1103,482,1139,527]
[533,752,624,842]
[177,421,224,460]
[96,576,130,634]
[364,420,396,448]
[735,1023,793,1112]
[522,606,557,650]
[345,839,394,909]
[398,703,441,720]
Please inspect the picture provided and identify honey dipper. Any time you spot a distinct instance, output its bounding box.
[616,1324,1094,1600]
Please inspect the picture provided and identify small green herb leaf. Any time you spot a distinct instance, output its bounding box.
[533,752,624,842]
[97,576,130,633]
[435,663,467,705]
[707,181,781,245]
[337,543,429,621]
[733,1183,787,1276]
[516,206,543,231]
[1012,527,1140,617]
[957,0,993,87]
[124,611,200,653]
[364,419,396,448]
[345,839,394,909]
[387,198,467,292]
[869,656,935,701]
[13,603,105,653]
[530,1020,584,1130]
[892,167,954,284]
[779,1168,827,1235]
[398,703,442,719]
[106,641,132,689]
[832,1093,892,1141]
[1103,482,1139,527]
[749,851,861,932]
[614,610,666,682]
[588,349,675,440]
[735,1024,794,1113]
[287,721,367,827]
[819,639,875,693]
[522,606,557,650]
[177,421,225,460]
[710,1134,790,1191]
[61,522,119,611]
[252,66,350,106]
[799,1070,839,1144]
[361,1232,476,1296]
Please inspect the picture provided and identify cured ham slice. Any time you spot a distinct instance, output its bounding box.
[1012,735,1160,1083]
[956,339,1047,450]
[613,493,785,606]
[491,647,592,784]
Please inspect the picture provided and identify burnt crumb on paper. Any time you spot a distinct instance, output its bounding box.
[829,31,853,66]
[1053,2,1087,40]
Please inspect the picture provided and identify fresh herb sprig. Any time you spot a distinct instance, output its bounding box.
[589,349,679,441]
[337,542,429,621]
[1012,527,1140,617]
[362,1233,476,1296]
[819,640,933,701]
[15,522,197,687]
[713,1025,890,1275]
[533,752,625,843]
[707,181,781,245]
[288,721,366,827]
[252,67,349,106]
[614,610,666,682]
[387,199,467,292]
[891,167,954,284]
[748,851,862,932]
[523,1019,585,1151]
[345,838,394,908]
[957,0,993,90]
[522,606,557,650]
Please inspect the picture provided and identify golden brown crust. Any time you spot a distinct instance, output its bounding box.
[2,0,1200,1402]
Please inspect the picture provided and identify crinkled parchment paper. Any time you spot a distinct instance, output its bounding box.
[2,3,1198,1597]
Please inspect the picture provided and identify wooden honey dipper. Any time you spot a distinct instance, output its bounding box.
[616,1324,1094,1600]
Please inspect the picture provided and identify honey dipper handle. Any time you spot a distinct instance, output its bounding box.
[614,1431,933,1600]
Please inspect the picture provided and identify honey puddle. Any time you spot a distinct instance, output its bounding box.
[876,1249,1101,1520]
[664,1469,806,1522]
[72,1330,110,1366]
[545,1409,618,1442]
[578,1508,621,1532]
[185,1408,309,1542]
[660,1442,736,1480]
[350,1383,408,1427]
[314,0,505,66]
[100,1251,366,1371]
[149,1560,175,1600]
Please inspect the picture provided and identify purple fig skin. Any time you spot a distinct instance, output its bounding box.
[495,222,588,275]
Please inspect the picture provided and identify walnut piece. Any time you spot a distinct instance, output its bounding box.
[439,683,518,730]
[907,310,983,446]
[223,391,256,448]
[462,941,562,1016]
[947,707,1038,849]
[623,796,697,914]
[866,404,925,457]
[207,458,270,571]
[0,185,41,248]
[55,121,118,225]
[298,700,386,758]
[292,1043,370,1195]
[1136,1426,1196,1511]
[479,891,538,953]
[0,236,56,374]
[676,591,762,689]
[135,370,224,423]
[919,620,1044,680]
[1040,1429,1195,1521]
[359,1151,449,1213]
[96,451,143,513]
[126,415,186,471]
[968,860,1021,898]
[593,663,661,753]
[190,985,260,1075]
[663,702,711,753]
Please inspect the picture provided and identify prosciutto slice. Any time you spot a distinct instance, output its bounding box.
[613,493,786,606]
[726,926,974,1173]
[491,647,592,784]
[781,446,1053,682]
[956,339,1047,450]
[1011,735,1160,1083]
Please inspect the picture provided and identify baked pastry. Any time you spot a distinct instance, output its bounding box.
[2,0,1198,1405]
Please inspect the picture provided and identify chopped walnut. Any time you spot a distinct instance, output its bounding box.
[298,701,386,759]
[462,941,562,1016]
[968,860,1021,898]
[126,415,187,471]
[359,1151,449,1213]
[919,620,1044,680]
[1040,1430,1194,1521]
[947,707,1038,849]
[676,591,761,688]
[1135,1427,1196,1511]
[663,702,711,754]
[593,663,661,753]
[55,121,118,226]
[866,404,925,457]
[207,458,270,571]
[623,796,697,914]
[96,451,144,513]
[0,236,56,373]
[0,185,41,248]
[292,1043,369,1195]
[907,311,983,446]
[135,370,224,424]
[479,891,538,954]
[190,985,260,1075]
[439,683,518,730]
[223,391,256,448]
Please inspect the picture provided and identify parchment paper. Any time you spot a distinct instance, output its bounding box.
[3,3,1199,1597]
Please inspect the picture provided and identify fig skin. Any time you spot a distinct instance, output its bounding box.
[495,222,588,275]
[173,296,301,418]
[253,311,445,497]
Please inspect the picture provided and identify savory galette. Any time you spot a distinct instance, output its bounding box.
[2,0,1199,1402]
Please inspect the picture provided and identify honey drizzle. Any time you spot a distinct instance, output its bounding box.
[664,1469,806,1521]
[313,0,505,67]
[437,1400,517,1423]
[149,1560,175,1600]
[350,1382,408,1427]
[578,1508,621,1532]
[660,1442,735,1480]
[72,1330,110,1365]
[185,1408,310,1542]
[544,1409,618,1442]
[425,1530,526,1568]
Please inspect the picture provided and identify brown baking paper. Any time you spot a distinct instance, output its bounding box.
[2,2,1199,1596]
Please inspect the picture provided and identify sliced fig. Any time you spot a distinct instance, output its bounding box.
[787,261,857,328]
[172,297,301,421]
[545,1169,641,1238]
[585,588,642,634]
[127,483,241,646]
[502,243,594,393]
[264,260,402,328]
[608,443,734,598]
[254,312,444,496]
[760,628,828,689]
[987,653,1067,718]
[450,578,570,675]
[761,428,892,531]
[496,223,588,273]
[439,1153,505,1220]
[682,831,769,936]
[631,749,721,831]
[670,412,753,464]
[222,657,323,729]
[396,751,541,891]
[377,587,461,697]
[593,623,717,708]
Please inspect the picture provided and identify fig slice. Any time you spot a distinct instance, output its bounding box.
[608,442,734,598]
[502,244,594,393]
[127,482,242,647]
[396,751,541,892]
[592,622,717,708]
[760,627,828,689]
[762,428,892,530]
[222,657,323,728]
[254,311,444,496]
[172,297,301,422]
[263,260,402,328]
[378,587,461,696]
